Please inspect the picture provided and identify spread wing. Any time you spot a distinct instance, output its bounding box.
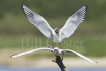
[22,5,53,38]
[63,49,97,63]
[60,5,87,39]
[11,47,51,58]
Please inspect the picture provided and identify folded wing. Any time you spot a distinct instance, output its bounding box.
[63,49,97,63]
[60,5,87,39]
[22,5,53,38]
[11,47,51,58]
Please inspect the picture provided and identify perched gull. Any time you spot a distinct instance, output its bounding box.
[22,5,87,44]
[11,47,97,63]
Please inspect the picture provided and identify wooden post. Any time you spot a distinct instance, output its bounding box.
[55,56,68,71]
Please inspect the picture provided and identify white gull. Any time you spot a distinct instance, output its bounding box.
[22,5,87,43]
[11,47,97,63]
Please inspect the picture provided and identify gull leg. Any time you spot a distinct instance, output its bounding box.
[52,57,56,62]
[52,42,55,48]
[47,44,51,48]
[51,42,56,63]
[59,42,62,49]
[47,44,54,49]
[48,43,55,62]
[61,52,64,61]
[52,55,57,63]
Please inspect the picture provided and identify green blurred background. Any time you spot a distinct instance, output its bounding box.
[0,0,106,57]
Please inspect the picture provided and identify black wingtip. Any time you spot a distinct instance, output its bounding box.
[10,54,18,58]
[84,5,88,17]
[21,4,28,19]
[21,4,24,10]
[10,54,15,58]
[21,4,24,7]
[96,62,98,63]
[84,5,87,7]
[10,55,13,58]
[85,5,88,11]
[84,5,87,10]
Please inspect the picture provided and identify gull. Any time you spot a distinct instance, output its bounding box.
[11,47,97,63]
[22,5,87,47]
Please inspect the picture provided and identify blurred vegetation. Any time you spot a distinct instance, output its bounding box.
[0,0,106,57]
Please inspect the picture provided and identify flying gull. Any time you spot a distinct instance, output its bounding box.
[22,5,87,47]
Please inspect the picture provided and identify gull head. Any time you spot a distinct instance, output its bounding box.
[54,49,59,55]
[54,47,59,55]
[54,28,60,35]
[53,47,63,56]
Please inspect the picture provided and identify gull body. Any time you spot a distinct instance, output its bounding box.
[22,5,87,42]
[52,47,63,56]
[11,47,97,63]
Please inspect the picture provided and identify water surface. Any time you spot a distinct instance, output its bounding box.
[0,66,106,71]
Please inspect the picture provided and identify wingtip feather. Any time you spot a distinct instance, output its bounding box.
[21,4,29,19]
[95,61,98,63]
[21,4,26,8]
[84,5,88,12]
[84,5,87,8]
[91,61,98,63]
[10,55,14,58]
[10,54,18,58]
[83,5,88,17]
[21,4,24,11]
[10,56,13,58]
[21,4,24,7]
[21,4,26,9]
